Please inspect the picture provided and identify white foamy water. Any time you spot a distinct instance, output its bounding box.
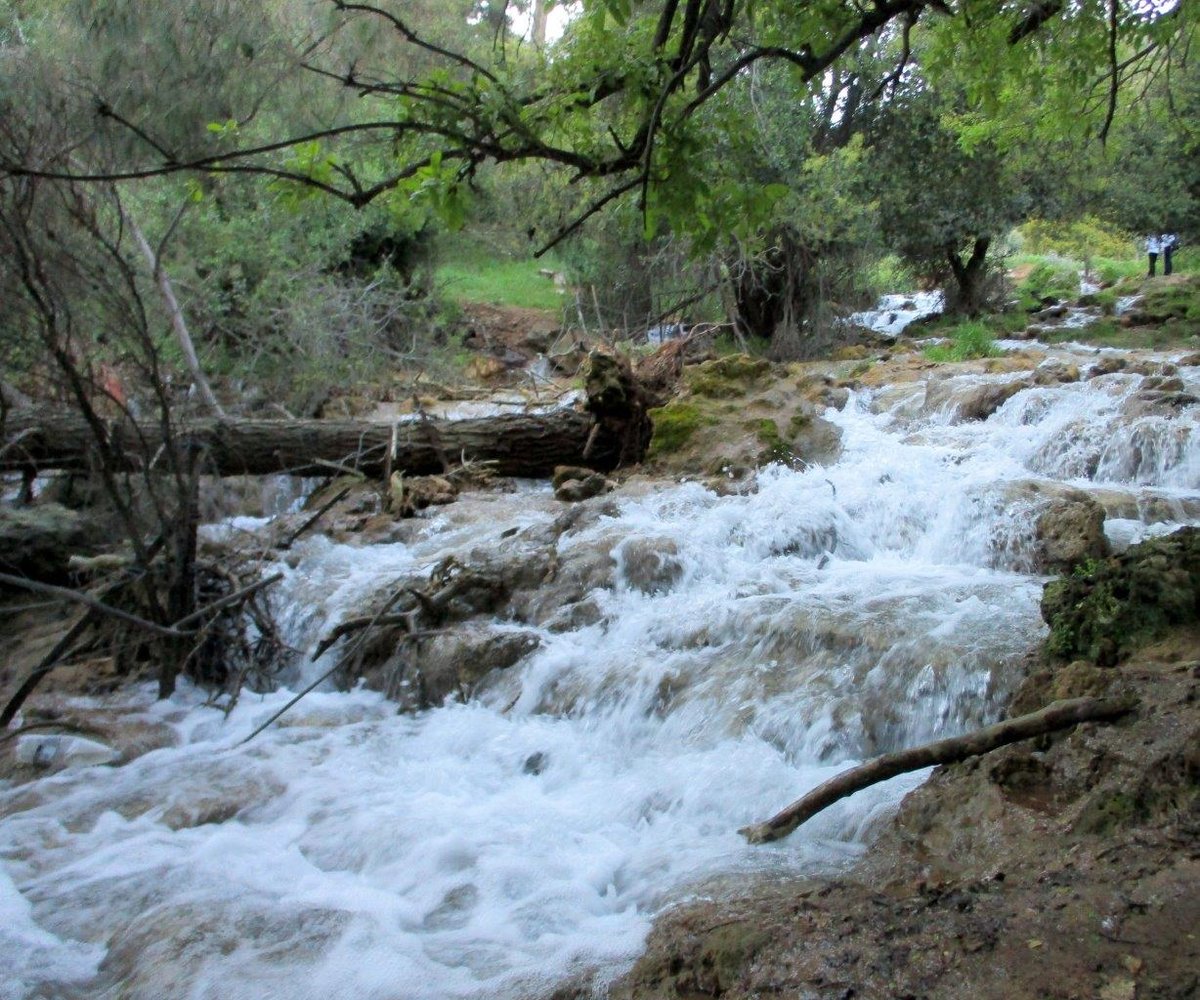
[848,290,944,337]
[3,353,1199,999]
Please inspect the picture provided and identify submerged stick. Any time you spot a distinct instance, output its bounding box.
[740,696,1137,845]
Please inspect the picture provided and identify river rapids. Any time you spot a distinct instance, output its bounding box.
[3,347,1199,999]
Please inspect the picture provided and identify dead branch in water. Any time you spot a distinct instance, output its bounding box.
[740,696,1138,845]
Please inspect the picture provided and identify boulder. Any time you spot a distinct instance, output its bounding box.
[389,473,458,517]
[385,625,542,710]
[1042,526,1200,665]
[1034,490,1111,573]
[0,502,108,582]
[552,466,621,503]
[617,537,684,594]
[924,377,1030,422]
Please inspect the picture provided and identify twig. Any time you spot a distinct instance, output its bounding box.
[170,572,284,630]
[740,696,1138,844]
[312,610,419,660]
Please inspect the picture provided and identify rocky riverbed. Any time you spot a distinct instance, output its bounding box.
[2,337,1199,1000]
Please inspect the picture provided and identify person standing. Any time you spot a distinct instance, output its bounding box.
[1146,233,1161,277]
[1162,232,1179,276]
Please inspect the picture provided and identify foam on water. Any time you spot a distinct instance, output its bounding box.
[3,353,1199,999]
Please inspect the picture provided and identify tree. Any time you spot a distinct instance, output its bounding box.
[867,91,1048,314]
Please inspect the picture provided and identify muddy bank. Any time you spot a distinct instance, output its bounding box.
[615,532,1200,1000]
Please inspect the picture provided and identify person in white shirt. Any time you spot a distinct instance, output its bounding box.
[1146,234,1161,277]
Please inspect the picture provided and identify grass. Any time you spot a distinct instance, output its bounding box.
[924,320,1003,362]
[435,236,566,311]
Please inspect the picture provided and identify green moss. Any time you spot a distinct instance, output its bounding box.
[648,402,714,455]
[1075,791,1144,835]
[787,411,812,436]
[684,354,772,398]
[748,417,794,464]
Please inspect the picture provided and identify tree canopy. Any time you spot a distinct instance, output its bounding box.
[3,1,1194,248]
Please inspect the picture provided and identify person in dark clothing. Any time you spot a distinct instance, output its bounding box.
[1162,233,1179,276]
[1146,234,1161,277]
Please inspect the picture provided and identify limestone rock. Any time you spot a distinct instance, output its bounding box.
[924,377,1029,422]
[388,626,542,710]
[0,502,107,581]
[1042,526,1200,664]
[1034,490,1111,574]
[617,537,684,594]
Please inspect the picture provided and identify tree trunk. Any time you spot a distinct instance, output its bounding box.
[0,408,635,479]
[531,0,549,44]
[945,235,992,316]
[123,208,226,417]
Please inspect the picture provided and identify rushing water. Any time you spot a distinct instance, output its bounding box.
[3,351,1199,1000]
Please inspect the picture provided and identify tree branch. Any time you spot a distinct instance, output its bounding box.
[741,696,1137,844]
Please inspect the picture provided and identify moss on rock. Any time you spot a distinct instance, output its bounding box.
[647,402,713,456]
[683,354,772,398]
[1041,527,1200,665]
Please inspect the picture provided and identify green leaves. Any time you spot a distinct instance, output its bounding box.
[407,152,470,230]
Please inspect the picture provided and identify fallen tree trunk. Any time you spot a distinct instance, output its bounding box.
[0,407,629,479]
[740,696,1137,844]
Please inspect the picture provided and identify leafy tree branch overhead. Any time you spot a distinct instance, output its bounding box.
[0,0,1192,250]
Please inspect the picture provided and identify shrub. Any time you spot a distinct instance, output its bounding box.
[924,320,1002,362]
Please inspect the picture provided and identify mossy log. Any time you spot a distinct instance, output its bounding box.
[741,696,1137,844]
[0,407,630,479]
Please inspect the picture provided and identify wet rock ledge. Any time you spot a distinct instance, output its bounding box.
[611,529,1200,1000]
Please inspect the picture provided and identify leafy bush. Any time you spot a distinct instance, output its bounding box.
[924,320,1002,361]
[1019,217,1136,262]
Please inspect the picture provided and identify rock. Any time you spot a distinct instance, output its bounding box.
[1032,362,1080,386]
[924,377,1030,422]
[1087,356,1128,378]
[1034,490,1111,574]
[1032,303,1069,321]
[1178,352,1200,367]
[13,734,119,769]
[1121,388,1199,419]
[1042,526,1200,664]
[514,537,618,626]
[552,465,592,490]
[388,473,458,517]
[684,354,773,399]
[617,537,684,594]
[555,472,612,502]
[0,502,108,581]
[787,410,844,466]
[388,626,542,710]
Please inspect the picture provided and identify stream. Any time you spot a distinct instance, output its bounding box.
[2,346,1199,1000]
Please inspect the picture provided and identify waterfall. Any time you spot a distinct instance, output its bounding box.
[2,350,1198,1000]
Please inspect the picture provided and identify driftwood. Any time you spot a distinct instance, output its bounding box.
[0,405,635,480]
[740,696,1137,844]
